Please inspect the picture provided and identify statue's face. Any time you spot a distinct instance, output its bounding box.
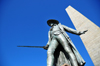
[50,23,54,27]
[50,23,57,27]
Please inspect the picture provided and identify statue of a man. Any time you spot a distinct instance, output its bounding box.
[44,19,87,66]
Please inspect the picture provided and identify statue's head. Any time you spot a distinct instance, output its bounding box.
[47,19,59,27]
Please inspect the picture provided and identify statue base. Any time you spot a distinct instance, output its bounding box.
[62,63,70,66]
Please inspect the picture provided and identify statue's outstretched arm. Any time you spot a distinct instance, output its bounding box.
[62,25,87,35]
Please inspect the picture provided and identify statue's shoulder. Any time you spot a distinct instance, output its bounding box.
[58,23,61,25]
[58,23,64,28]
[58,23,62,27]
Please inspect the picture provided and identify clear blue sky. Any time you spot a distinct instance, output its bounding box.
[0,0,100,66]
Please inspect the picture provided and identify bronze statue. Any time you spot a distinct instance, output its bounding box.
[44,19,87,66]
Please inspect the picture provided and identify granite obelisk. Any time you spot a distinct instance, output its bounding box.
[66,5,100,66]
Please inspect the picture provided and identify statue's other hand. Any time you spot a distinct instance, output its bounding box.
[43,46,48,50]
[43,45,49,50]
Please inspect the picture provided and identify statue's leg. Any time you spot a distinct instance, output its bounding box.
[57,34,78,66]
[47,38,59,66]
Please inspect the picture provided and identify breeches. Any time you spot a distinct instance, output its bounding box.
[47,34,72,55]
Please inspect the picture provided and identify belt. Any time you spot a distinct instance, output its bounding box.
[51,30,64,39]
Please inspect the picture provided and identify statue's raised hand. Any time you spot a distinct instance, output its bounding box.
[79,30,88,35]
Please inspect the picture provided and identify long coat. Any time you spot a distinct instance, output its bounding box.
[58,23,85,66]
[47,23,85,66]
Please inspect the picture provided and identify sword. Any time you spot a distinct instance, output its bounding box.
[17,46,44,48]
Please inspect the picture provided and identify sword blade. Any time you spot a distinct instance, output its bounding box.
[17,46,44,48]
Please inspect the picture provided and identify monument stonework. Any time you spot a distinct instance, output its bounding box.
[66,5,100,66]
